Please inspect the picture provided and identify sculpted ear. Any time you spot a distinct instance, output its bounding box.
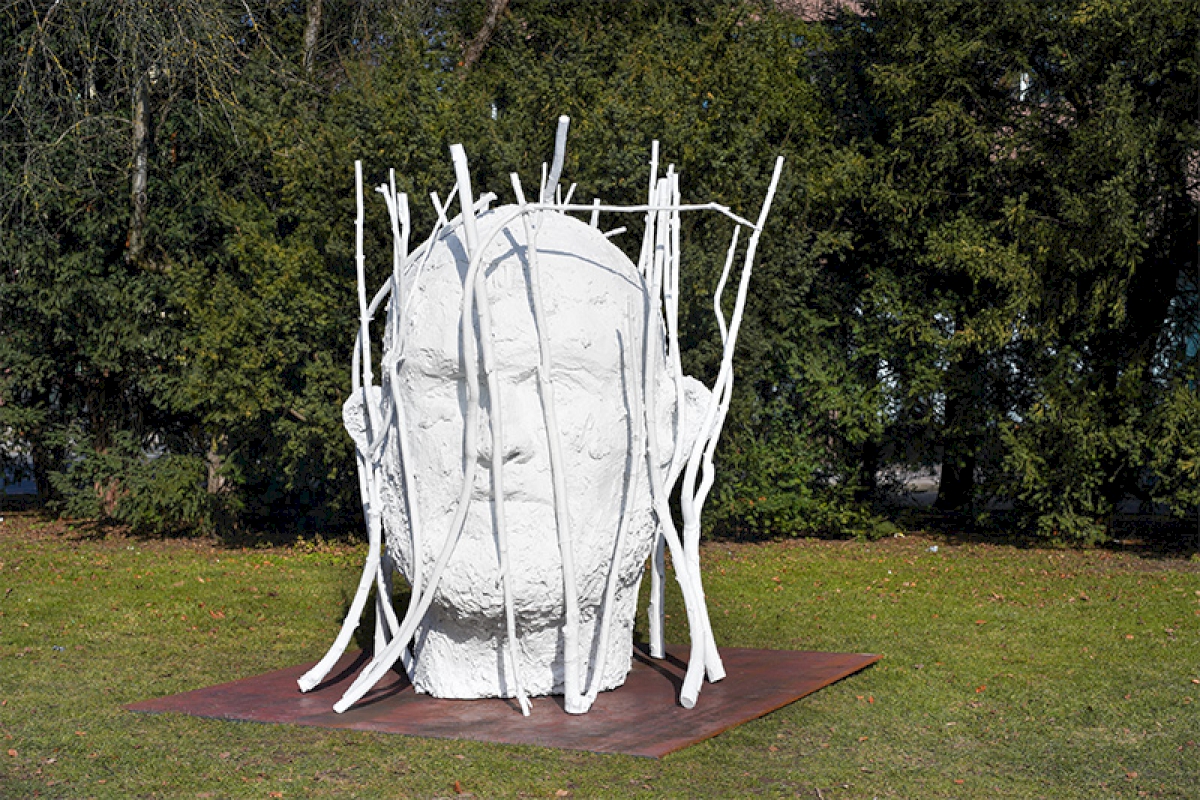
[342,386,384,454]
[680,375,714,462]
[653,374,713,473]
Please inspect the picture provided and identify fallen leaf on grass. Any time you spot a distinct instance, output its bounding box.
[6,749,16,758]
[976,685,986,693]
[555,791,571,797]
[975,620,987,626]
[453,779,464,794]
[1126,772,1138,779]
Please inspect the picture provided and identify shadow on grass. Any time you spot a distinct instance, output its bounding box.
[885,507,1200,561]
[7,494,1196,565]
[0,500,363,553]
[0,493,42,513]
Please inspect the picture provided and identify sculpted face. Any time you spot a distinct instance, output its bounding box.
[310,134,777,716]
[369,206,694,700]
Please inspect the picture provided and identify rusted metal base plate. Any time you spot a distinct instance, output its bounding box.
[127,645,879,758]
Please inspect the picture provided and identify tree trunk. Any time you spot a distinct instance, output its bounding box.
[461,0,510,72]
[856,437,880,503]
[303,0,322,75]
[935,355,984,512]
[126,75,150,263]
[30,441,55,502]
[936,444,976,512]
[206,434,228,495]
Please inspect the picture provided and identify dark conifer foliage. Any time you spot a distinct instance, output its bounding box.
[2,0,1195,542]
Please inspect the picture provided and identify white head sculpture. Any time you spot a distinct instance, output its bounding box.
[299,118,783,715]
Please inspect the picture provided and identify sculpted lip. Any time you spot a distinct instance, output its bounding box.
[297,118,784,716]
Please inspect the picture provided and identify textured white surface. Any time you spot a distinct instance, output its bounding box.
[350,206,708,700]
[304,137,782,715]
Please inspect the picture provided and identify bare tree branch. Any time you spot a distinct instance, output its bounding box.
[460,0,509,72]
[303,0,322,75]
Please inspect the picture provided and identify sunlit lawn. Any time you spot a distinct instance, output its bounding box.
[2,511,1198,798]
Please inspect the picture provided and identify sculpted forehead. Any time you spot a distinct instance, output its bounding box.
[400,207,646,378]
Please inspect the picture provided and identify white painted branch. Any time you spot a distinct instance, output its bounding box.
[512,170,585,714]
[459,149,531,716]
[355,162,382,442]
[375,174,419,674]
[678,157,784,684]
[451,146,481,255]
[334,150,494,713]
[640,336,710,708]
[643,148,665,661]
[297,446,380,692]
[648,176,683,661]
[714,228,740,346]
[675,229,740,684]
[300,163,388,692]
[509,173,527,206]
[541,115,570,204]
[374,489,399,655]
[556,201,757,231]
[636,180,711,705]
[475,255,531,717]
[582,299,643,710]
[636,141,659,280]
[664,173,688,492]
[430,189,451,227]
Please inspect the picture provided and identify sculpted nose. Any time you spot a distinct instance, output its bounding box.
[477,389,541,466]
[500,399,539,464]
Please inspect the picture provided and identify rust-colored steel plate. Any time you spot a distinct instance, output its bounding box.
[127,645,879,758]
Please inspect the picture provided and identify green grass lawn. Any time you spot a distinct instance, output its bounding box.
[2,512,1198,799]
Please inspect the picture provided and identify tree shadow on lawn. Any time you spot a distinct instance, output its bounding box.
[0,503,362,555]
[6,497,1196,566]
[889,507,1200,562]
